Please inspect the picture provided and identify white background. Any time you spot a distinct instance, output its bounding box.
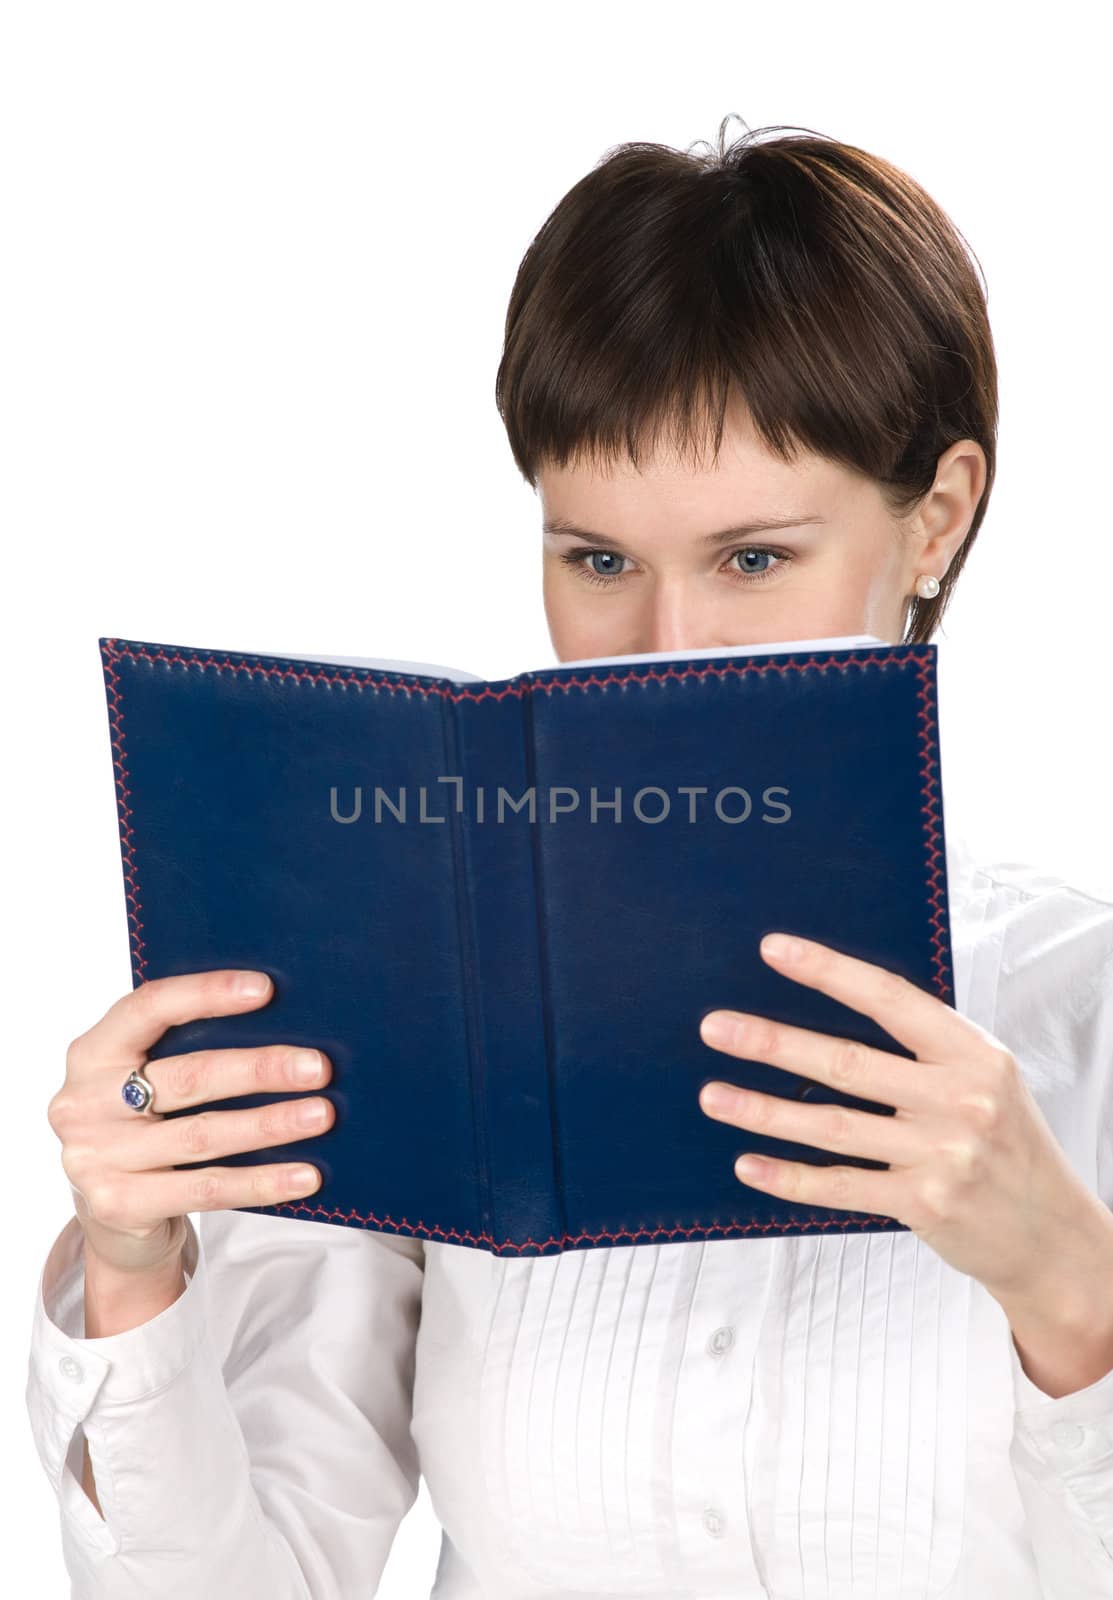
[3,3,1109,1593]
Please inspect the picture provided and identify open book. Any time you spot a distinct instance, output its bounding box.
[98,631,953,1255]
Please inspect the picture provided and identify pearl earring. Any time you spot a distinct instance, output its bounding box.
[915,574,940,599]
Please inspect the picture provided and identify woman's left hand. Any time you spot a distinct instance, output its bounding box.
[697,931,1104,1305]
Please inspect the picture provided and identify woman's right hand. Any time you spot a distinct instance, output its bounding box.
[47,968,335,1274]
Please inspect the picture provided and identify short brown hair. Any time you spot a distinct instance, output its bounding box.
[495,116,997,643]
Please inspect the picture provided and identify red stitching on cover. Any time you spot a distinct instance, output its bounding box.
[912,650,950,997]
[99,636,950,1251]
[103,640,910,701]
[258,1200,905,1251]
[101,641,148,980]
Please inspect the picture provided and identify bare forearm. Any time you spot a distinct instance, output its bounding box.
[79,1246,188,1516]
[997,1203,1113,1399]
[1008,1306,1113,1398]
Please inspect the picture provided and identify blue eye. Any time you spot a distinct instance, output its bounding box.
[734,549,776,577]
[558,545,793,589]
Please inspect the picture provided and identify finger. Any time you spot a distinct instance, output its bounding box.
[112,1042,332,1117]
[700,1011,935,1114]
[67,970,275,1077]
[108,1092,336,1173]
[82,1159,325,1231]
[757,934,986,1061]
[732,1149,901,1221]
[699,1079,928,1165]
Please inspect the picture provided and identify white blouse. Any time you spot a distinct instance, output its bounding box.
[24,827,1113,1599]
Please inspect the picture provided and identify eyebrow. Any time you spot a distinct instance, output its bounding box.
[542,514,827,548]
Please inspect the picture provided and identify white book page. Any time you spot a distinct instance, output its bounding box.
[264,648,484,683]
[258,633,886,685]
[537,633,886,672]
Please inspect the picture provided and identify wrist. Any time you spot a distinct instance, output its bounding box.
[81,1212,189,1274]
[988,1180,1113,1317]
[81,1218,189,1337]
[992,1203,1113,1398]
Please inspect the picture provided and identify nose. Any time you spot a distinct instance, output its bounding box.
[633,581,751,657]
[638,619,741,656]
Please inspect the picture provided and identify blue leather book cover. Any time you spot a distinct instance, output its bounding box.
[98,633,954,1257]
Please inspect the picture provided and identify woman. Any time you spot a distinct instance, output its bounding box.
[26,119,1113,1598]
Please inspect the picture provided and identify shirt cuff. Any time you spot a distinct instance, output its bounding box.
[1009,1332,1113,1541]
[25,1213,204,1490]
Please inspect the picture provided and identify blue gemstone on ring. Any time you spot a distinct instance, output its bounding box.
[122,1076,151,1110]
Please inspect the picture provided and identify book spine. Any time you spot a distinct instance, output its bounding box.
[448,682,566,1257]
[439,687,494,1253]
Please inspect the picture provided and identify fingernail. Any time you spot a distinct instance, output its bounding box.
[700,1084,732,1114]
[291,1049,323,1083]
[700,1013,733,1047]
[296,1098,329,1128]
[235,971,271,996]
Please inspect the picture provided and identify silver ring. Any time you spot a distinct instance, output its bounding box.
[121,1066,156,1114]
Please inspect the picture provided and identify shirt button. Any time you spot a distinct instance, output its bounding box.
[706,1325,735,1356]
[702,1507,726,1538]
[1051,1420,1086,1450]
[58,1356,83,1384]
